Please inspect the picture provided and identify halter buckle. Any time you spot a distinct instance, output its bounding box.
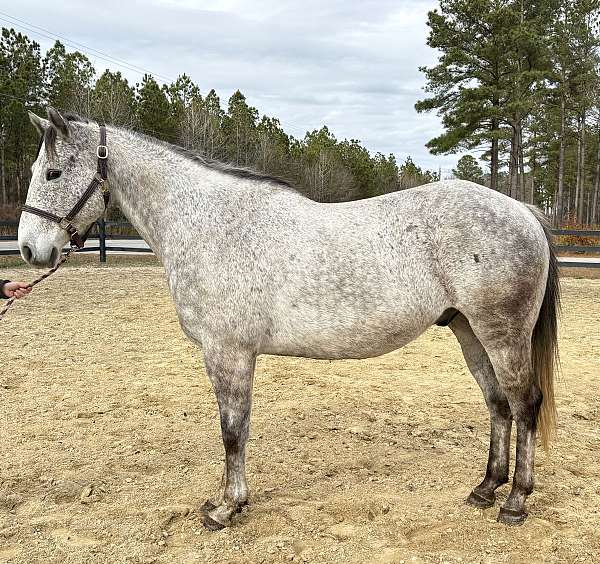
[97,145,108,159]
[59,218,74,231]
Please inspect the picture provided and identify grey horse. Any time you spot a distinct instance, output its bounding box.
[19,108,559,529]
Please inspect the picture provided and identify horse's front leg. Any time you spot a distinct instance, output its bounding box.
[201,345,256,530]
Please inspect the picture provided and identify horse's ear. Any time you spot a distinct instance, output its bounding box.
[28,111,48,136]
[47,107,70,139]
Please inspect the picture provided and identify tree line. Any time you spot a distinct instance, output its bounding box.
[0,28,439,219]
[417,0,600,226]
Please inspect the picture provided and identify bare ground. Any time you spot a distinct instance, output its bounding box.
[1,264,599,563]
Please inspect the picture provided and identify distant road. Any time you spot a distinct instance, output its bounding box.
[1,239,599,266]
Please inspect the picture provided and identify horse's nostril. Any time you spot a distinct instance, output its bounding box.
[22,245,33,262]
[49,247,58,266]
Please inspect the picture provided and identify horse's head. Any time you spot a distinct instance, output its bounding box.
[19,108,108,267]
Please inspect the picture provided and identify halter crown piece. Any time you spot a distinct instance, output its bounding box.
[22,123,110,249]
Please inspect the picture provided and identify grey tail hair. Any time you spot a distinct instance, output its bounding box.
[527,205,560,451]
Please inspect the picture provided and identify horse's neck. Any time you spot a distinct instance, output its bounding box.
[106,130,220,261]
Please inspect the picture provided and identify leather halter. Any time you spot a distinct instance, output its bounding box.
[22,124,110,249]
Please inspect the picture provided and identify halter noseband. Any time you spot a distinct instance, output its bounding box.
[22,123,110,249]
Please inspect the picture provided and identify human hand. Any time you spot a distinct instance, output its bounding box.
[2,281,32,299]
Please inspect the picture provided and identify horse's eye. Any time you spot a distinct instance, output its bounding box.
[46,169,62,181]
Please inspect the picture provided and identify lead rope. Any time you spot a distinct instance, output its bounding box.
[0,245,77,322]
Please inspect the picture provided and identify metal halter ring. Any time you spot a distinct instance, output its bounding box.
[97,145,108,159]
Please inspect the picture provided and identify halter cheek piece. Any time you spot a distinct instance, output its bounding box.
[22,123,110,249]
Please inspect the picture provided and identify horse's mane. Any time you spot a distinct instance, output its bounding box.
[44,112,297,190]
[165,141,295,189]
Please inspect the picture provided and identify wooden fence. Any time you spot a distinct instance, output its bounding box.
[1,220,599,267]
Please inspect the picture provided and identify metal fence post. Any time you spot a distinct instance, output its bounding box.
[98,218,107,263]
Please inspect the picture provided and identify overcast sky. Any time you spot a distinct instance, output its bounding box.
[2,0,463,173]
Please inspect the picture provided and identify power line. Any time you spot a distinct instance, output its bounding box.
[0,11,174,83]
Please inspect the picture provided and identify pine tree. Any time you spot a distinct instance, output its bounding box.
[43,40,95,115]
[255,115,291,177]
[199,89,225,159]
[416,1,556,195]
[297,127,356,201]
[166,74,202,148]
[337,139,376,198]
[0,28,43,205]
[222,90,258,166]
[415,0,507,191]
[93,70,136,127]
[453,155,485,183]
[545,0,600,224]
[399,156,439,188]
[136,74,175,141]
[372,153,399,195]
[499,1,555,201]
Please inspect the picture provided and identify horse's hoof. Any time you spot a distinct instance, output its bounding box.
[497,507,528,526]
[466,490,495,509]
[200,499,217,514]
[203,513,227,531]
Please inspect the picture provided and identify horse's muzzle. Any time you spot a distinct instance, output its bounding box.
[20,243,59,268]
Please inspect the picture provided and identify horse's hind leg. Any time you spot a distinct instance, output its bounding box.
[200,345,256,530]
[450,314,512,508]
[474,331,542,525]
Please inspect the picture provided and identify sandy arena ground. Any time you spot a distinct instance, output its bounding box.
[0,261,599,563]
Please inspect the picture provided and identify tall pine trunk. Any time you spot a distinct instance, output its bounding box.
[509,123,518,199]
[592,128,600,225]
[575,114,582,221]
[555,93,566,226]
[530,151,536,205]
[517,122,526,201]
[578,110,586,223]
[0,140,5,206]
[490,118,499,192]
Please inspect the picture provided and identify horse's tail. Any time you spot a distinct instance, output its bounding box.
[526,205,560,451]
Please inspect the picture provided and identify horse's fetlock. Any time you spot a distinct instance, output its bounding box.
[491,473,509,488]
[520,482,534,496]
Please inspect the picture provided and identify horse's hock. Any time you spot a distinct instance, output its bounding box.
[0,264,599,562]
